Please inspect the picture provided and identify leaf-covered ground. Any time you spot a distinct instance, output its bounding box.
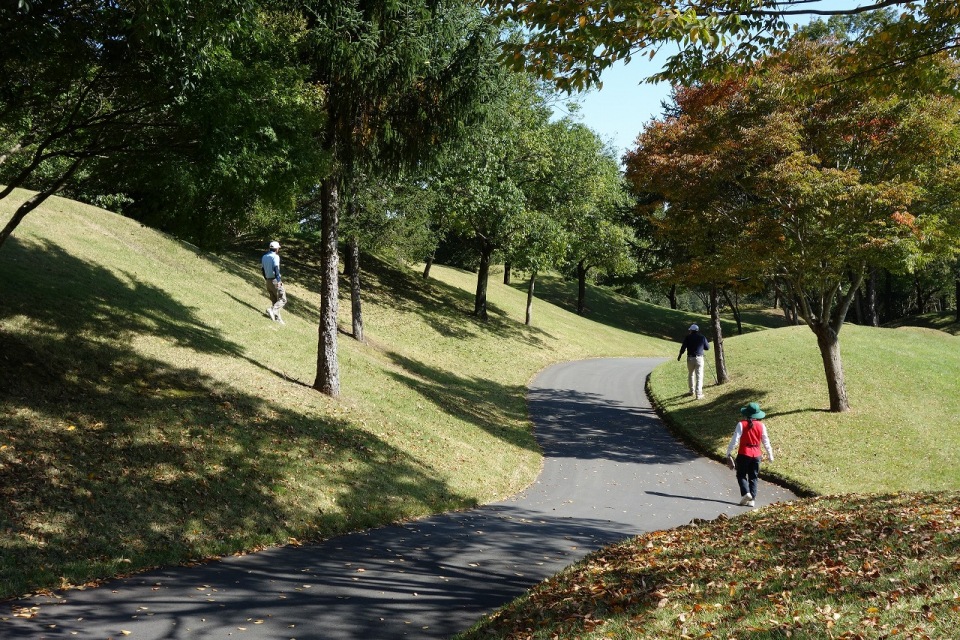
[459,492,960,639]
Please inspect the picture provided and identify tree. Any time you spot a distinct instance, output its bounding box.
[625,38,960,411]
[82,8,327,248]
[488,0,960,91]
[298,1,500,394]
[0,0,259,249]
[435,70,555,320]
[540,121,634,315]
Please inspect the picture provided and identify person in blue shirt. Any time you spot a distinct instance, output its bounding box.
[677,323,709,399]
[261,240,286,324]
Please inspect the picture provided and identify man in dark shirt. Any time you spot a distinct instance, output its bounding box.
[677,323,709,399]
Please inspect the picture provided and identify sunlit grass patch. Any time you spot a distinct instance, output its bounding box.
[648,323,960,495]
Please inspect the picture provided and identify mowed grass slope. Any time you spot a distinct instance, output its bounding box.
[648,323,960,496]
[0,190,672,599]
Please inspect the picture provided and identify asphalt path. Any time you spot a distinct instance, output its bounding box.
[3,357,796,639]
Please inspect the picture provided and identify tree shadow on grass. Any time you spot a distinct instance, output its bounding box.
[656,384,772,456]
[0,329,472,600]
[360,256,555,348]
[0,237,243,357]
[0,237,474,600]
[382,351,537,453]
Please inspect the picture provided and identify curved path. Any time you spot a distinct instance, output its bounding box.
[3,358,795,639]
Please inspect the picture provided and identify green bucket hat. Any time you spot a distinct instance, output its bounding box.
[740,402,765,419]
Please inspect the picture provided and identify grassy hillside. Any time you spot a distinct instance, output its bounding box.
[647,323,960,496]
[885,310,960,335]
[0,190,671,598]
[511,273,790,341]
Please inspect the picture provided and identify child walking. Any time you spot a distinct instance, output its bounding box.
[726,402,775,507]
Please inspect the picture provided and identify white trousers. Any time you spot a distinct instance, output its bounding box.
[687,355,705,396]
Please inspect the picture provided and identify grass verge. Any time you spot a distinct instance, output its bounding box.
[457,492,960,639]
[647,323,960,496]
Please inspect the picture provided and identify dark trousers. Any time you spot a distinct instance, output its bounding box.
[735,454,761,498]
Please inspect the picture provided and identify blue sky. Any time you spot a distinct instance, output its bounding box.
[567,0,857,160]
[567,54,673,161]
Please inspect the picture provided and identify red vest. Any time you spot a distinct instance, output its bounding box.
[738,420,765,457]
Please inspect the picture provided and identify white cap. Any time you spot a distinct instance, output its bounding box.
[689,324,699,331]
[269,241,281,250]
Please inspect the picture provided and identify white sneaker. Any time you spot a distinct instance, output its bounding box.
[267,308,276,321]
[275,314,285,325]
[747,500,756,507]
[739,494,753,505]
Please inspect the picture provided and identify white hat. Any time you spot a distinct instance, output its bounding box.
[269,241,281,250]
[689,324,699,331]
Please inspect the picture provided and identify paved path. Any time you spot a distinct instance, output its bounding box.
[2,358,796,639]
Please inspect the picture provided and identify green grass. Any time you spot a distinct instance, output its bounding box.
[458,491,960,639]
[885,310,960,335]
[0,189,671,599]
[647,323,960,496]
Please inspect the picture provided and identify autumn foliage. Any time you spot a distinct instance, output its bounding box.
[462,492,960,639]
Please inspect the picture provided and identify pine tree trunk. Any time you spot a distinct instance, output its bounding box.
[814,323,849,412]
[423,253,434,279]
[710,285,729,385]
[474,243,491,320]
[525,271,537,326]
[348,235,363,342]
[314,178,340,397]
[503,262,511,285]
[576,260,588,315]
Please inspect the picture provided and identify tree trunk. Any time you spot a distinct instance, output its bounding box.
[956,276,959,323]
[423,253,434,279]
[474,243,492,320]
[503,262,511,285]
[814,323,850,412]
[525,270,537,326]
[314,178,341,397]
[721,288,742,335]
[348,235,363,342]
[864,268,879,327]
[710,284,729,385]
[0,157,83,250]
[667,283,678,310]
[576,260,588,315]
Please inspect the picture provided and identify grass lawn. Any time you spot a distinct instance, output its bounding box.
[647,323,960,496]
[885,311,960,336]
[0,190,671,599]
